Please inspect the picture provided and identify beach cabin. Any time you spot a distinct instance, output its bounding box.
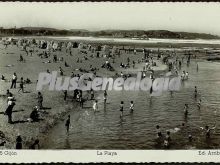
[52,42,58,50]
[78,43,87,50]
[67,42,72,50]
[112,46,119,55]
[103,45,111,56]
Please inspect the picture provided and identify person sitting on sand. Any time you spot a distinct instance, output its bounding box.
[1,75,5,81]
[29,106,39,122]
[19,54,25,62]
[64,61,69,67]
[6,89,13,97]
[24,78,31,84]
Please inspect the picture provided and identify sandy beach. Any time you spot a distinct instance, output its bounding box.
[0,36,219,149]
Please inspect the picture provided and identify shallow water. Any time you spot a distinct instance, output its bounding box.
[43,60,220,149]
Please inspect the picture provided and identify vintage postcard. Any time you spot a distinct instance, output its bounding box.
[0,1,219,163]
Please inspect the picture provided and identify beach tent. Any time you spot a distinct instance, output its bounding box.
[78,43,87,50]
[112,46,119,54]
[103,45,111,55]
[52,42,58,50]
[46,41,53,50]
[40,40,47,49]
[67,42,73,50]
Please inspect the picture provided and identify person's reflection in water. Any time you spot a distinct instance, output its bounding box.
[64,137,71,149]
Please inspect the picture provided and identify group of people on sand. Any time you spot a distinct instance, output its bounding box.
[1,70,43,149]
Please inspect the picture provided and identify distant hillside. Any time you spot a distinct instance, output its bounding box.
[0,27,219,39]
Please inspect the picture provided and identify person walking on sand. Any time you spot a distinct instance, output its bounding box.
[5,98,15,124]
[65,115,71,134]
[37,92,43,109]
[18,77,24,93]
[10,72,17,89]
[16,135,22,149]
[93,100,98,112]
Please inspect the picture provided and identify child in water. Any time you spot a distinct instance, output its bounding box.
[156,125,163,138]
[130,101,134,113]
[194,86,198,98]
[197,99,201,110]
[184,104,189,116]
[93,100,98,112]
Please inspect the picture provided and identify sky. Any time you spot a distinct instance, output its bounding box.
[0,2,220,35]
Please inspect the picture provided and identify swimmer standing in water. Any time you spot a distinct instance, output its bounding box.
[130,101,134,113]
[200,124,216,139]
[164,131,171,149]
[93,100,98,112]
[156,125,163,138]
[65,115,71,134]
[194,86,198,98]
[103,90,107,104]
[119,101,124,118]
[184,104,189,116]
[197,99,201,110]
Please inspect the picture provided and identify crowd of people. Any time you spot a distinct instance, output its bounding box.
[0,37,216,149]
